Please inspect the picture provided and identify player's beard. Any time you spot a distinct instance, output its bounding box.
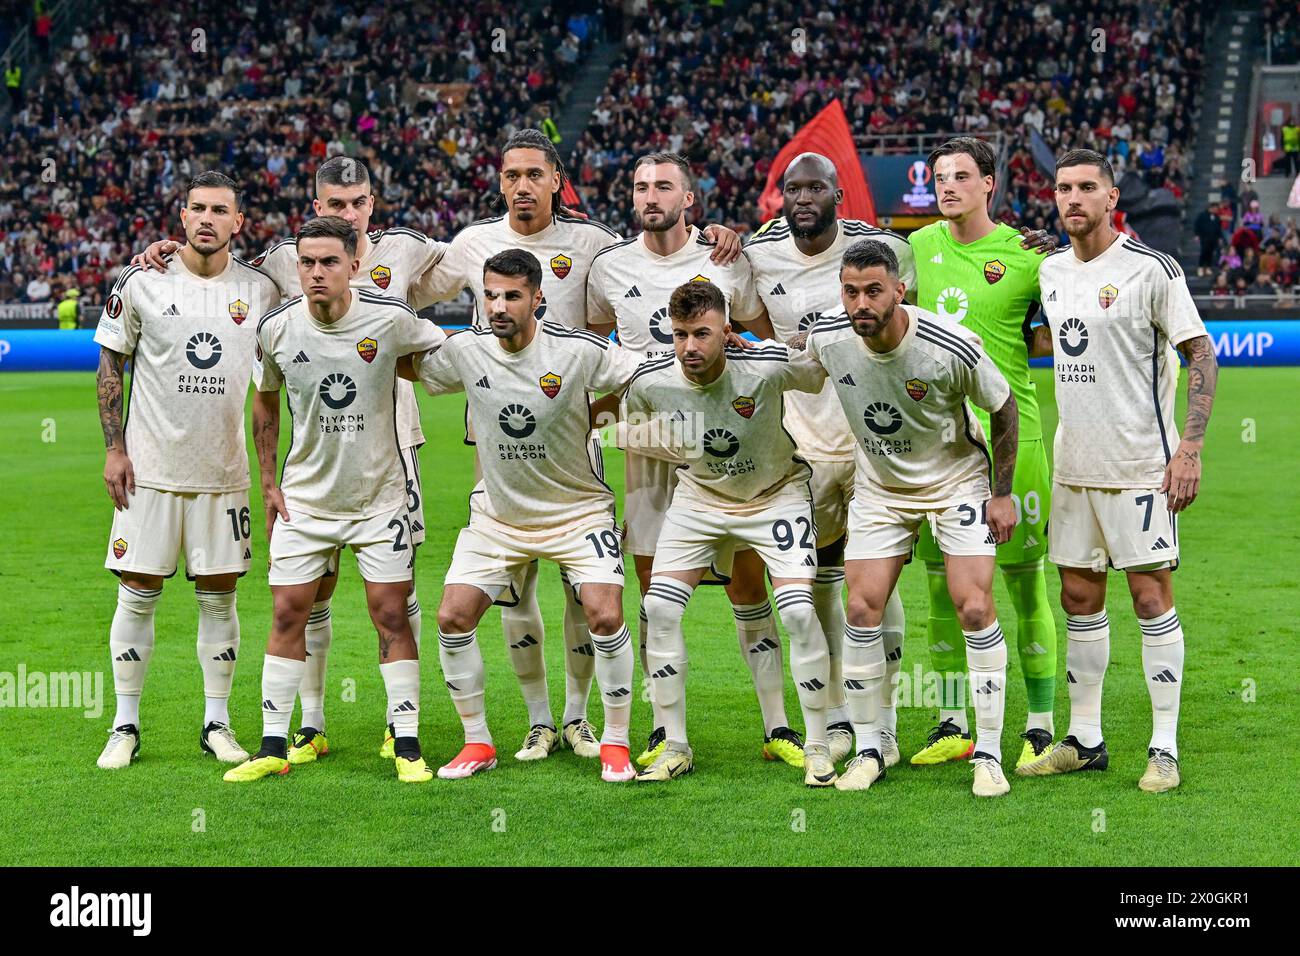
[1063,207,1106,239]
[850,300,895,339]
[787,204,836,240]
[635,202,683,233]
[188,234,230,257]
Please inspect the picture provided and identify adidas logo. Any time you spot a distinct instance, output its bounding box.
[930,253,943,264]
[1151,537,1170,551]
[651,664,678,679]
[114,648,142,662]
[1066,671,1077,684]
[164,304,180,316]
[211,648,237,662]
[1047,290,1056,302]
[843,679,865,690]
[624,286,642,298]
[291,350,310,364]
[242,547,251,560]
[613,564,623,575]
[445,680,460,691]
[931,641,953,653]
[1026,535,1039,548]
[670,409,686,422]
[750,637,779,654]
[799,677,826,691]
[262,699,277,711]
[984,531,997,545]
[1025,642,1047,655]
[475,375,490,388]
[573,643,595,657]
[606,687,631,698]
[801,555,816,567]
[770,283,787,295]
[411,520,424,534]
[394,700,417,712]
[838,373,856,386]
[885,647,903,662]
[1151,669,1179,684]
[974,679,1000,695]
[510,633,539,649]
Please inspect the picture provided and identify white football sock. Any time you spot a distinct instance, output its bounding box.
[638,603,652,708]
[1065,610,1109,748]
[300,600,331,731]
[439,628,491,745]
[881,587,905,736]
[591,625,633,747]
[1139,607,1184,758]
[502,562,553,728]
[561,572,595,726]
[406,586,422,650]
[644,577,693,747]
[732,600,787,734]
[110,583,161,728]
[773,584,829,748]
[196,588,238,726]
[261,654,305,740]
[965,621,1008,764]
[842,623,885,754]
[380,658,420,739]
[813,567,850,726]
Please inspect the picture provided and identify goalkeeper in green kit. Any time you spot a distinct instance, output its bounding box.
[908,137,1060,770]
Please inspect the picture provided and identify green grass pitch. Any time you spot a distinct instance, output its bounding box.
[0,367,1295,866]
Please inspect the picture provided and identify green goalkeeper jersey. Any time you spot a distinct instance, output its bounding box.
[908,221,1043,441]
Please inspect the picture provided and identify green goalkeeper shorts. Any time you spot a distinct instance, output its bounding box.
[915,438,1051,566]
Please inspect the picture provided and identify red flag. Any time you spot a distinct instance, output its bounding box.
[560,179,584,214]
[758,100,876,225]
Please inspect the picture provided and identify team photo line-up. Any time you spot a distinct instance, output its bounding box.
[93,129,1216,796]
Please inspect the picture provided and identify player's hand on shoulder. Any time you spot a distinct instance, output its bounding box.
[986,495,1018,544]
[725,329,754,350]
[1161,441,1202,513]
[1018,226,1058,256]
[103,448,135,510]
[135,239,180,272]
[702,223,742,264]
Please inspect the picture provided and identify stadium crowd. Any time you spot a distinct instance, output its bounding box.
[566,0,1207,241]
[0,0,602,305]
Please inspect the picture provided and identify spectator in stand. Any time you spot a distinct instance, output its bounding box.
[1283,115,1300,177]
[1194,203,1222,277]
[1209,271,1231,309]
[1242,199,1264,238]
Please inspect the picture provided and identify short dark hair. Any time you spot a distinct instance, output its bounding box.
[635,151,694,191]
[668,280,726,323]
[297,215,358,257]
[840,239,899,278]
[186,171,242,209]
[927,136,997,181]
[1056,148,1115,186]
[316,156,372,193]
[483,248,543,292]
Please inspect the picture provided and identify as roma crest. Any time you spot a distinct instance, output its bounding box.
[228,298,249,325]
[732,396,755,419]
[1099,284,1119,310]
[905,378,929,401]
[550,255,572,280]
[357,337,378,363]
[983,259,1006,284]
[540,371,562,399]
[690,274,710,283]
[112,537,128,559]
[369,265,392,290]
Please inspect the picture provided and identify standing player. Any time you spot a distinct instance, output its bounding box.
[1019,150,1216,793]
[223,216,446,783]
[134,156,446,764]
[412,131,743,764]
[794,239,1020,796]
[744,151,915,767]
[406,249,642,782]
[623,282,833,787]
[95,172,281,769]
[587,152,812,770]
[907,137,1061,768]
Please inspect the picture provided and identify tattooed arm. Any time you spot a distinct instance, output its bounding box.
[253,389,290,539]
[986,393,1020,544]
[98,346,134,510]
[1163,334,1218,513]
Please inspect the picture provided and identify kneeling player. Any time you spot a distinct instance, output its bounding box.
[624,281,836,787]
[795,240,1020,796]
[223,216,446,783]
[406,249,642,782]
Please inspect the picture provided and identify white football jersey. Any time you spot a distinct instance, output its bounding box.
[251,227,447,449]
[621,343,821,515]
[1038,234,1207,489]
[94,253,281,493]
[415,322,643,533]
[587,226,766,361]
[745,217,916,461]
[409,212,621,329]
[805,306,1011,507]
[253,290,446,520]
